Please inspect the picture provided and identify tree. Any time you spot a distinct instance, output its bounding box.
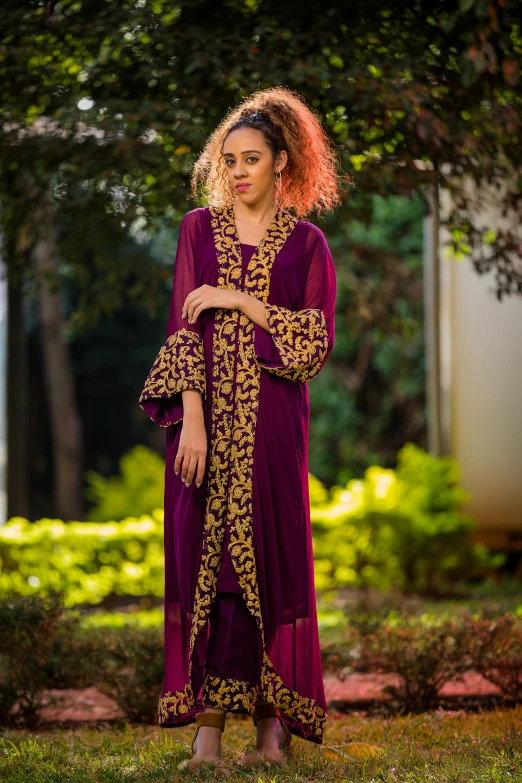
[1,0,522,513]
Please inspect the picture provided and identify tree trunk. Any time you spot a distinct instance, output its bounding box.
[6,233,29,520]
[33,209,83,521]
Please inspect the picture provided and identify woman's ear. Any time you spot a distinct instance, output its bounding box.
[275,149,288,174]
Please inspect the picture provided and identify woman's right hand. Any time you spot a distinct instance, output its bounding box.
[175,393,207,488]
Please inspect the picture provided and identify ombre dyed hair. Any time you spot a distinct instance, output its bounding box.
[191,86,349,218]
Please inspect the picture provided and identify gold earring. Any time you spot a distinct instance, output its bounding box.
[275,170,282,209]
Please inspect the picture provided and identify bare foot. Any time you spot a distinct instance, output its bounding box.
[238,716,290,767]
[178,709,230,774]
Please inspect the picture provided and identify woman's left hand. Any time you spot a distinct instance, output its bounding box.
[182,285,244,324]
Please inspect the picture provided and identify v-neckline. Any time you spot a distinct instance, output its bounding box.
[227,205,283,256]
[209,204,298,300]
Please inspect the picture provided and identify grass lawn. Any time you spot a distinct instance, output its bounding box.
[0,707,520,782]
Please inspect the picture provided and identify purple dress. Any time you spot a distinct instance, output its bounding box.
[139,204,336,743]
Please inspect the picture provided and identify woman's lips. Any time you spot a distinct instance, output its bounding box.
[236,183,251,191]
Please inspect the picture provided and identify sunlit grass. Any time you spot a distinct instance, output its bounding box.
[80,606,164,629]
[0,707,520,782]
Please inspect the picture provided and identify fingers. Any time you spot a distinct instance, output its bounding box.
[175,449,206,488]
[183,286,212,324]
[195,456,206,488]
[181,291,197,321]
[187,299,204,324]
[181,453,199,486]
[174,450,184,477]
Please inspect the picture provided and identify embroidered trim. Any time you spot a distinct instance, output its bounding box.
[258,653,326,743]
[158,682,194,723]
[158,652,326,742]
[188,206,297,662]
[259,304,328,383]
[157,205,327,743]
[139,329,206,425]
[202,674,257,712]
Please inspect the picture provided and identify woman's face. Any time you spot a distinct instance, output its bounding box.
[222,126,287,206]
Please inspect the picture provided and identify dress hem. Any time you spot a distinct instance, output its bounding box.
[158,652,326,744]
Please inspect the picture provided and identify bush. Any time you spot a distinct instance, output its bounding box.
[322,608,522,712]
[93,625,164,723]
[85,445,165,522]
[0,512,164,607]
[312,442,502,596]
[0,591,75,726]
[0,444,501,610]
[468,614,522,699]
[357,617,470,712]
[1,594,521,726]
[0,592,164,727]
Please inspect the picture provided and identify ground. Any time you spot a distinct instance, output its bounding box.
[1,707,520,782]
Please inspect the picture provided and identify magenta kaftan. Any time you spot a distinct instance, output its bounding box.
[139,204,336,743]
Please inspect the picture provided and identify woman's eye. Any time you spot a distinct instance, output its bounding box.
[246,157,259,164]
[225,159,235,166]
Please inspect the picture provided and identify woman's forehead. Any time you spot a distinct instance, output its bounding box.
[222,126,269,154]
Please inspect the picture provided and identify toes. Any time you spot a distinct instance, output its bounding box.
[178,755,230,774]
[237,749,286,768]
[237,750,266,767]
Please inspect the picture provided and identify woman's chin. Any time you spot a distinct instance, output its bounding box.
[235,190,255,202]
[236,190,272,207]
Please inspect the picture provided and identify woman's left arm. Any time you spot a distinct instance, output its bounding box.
[249,230,337,383]
[184,229,336,384]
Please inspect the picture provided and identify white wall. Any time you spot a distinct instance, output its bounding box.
[438,180,522,533]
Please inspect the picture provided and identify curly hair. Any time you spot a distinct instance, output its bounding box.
[191,86,350,218]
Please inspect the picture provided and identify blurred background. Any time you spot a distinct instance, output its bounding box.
[1,0,522,735]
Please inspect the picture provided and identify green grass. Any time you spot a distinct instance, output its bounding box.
[1,707,521,782]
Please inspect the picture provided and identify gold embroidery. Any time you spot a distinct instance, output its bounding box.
[157,206,326,743]
[158,682,194,723]
[259,304,328,383]
[202,674,257,712]
[259,652,326,742]
[139,329,206,425]
[188,205,297,662]
[159,654,326,741]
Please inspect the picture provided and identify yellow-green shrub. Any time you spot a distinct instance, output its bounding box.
[0,443,502,606]
[0,512,164,606]
[85,445,165,522]
[312,443,502,595]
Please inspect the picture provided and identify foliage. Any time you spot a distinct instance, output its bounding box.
[82,607,164,630]
[358,617,471,713]
[0,591,163,727]
[0,444,501,605]
[1,592,522,728]
[3,0,522,513]
[468,614,522,699]
[0,590,74,727]
[312,442,504,596]
[311,192,426,481]
[85,445,165,521]
[0,512,164,606]
[321,607,522,713]
[2,0,522,307]
[93,626,164,724]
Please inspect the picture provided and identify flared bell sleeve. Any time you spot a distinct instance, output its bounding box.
[253,228,336,383]
[139,212,206,427]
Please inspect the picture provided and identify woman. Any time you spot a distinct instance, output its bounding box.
[139,86,344,772]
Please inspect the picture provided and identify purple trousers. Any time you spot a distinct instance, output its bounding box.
[203,591,262,707]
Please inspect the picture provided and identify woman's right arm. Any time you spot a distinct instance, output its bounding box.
[176,390,207,488]
[139,211,208,487]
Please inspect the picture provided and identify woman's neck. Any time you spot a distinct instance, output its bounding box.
[232,197,278,245]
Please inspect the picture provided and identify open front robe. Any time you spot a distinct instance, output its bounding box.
[139,204,336,744]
